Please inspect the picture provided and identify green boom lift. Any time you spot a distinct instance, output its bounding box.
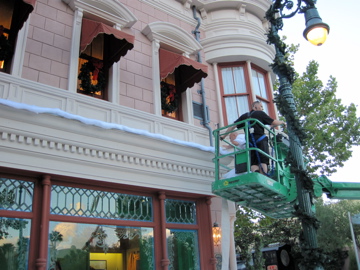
[212,119,360,219]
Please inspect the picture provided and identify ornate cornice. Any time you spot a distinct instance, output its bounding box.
[0,104,218,195]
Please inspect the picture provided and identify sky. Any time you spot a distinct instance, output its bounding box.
[279,0,360,183]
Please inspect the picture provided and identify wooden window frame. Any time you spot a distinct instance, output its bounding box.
[251,64,275,119]
[218,62,253,126]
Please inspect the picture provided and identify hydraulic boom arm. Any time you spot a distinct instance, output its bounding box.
[313,175,360,200]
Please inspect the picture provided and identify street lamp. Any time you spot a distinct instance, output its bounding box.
[302,6,330,46]
[265,1,329,269]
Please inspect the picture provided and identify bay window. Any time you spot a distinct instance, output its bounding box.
[219,62,274,125]
[251,67,273,116]
[219,63,251,125]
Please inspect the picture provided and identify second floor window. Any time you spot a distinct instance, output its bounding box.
[159,48,207,121]
[0,0,34,73]
[219,63,274,125]
[251,67,272,115]
[77,18,134,100]
[220,64,251,125]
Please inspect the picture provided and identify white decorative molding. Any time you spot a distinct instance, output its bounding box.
[201,34,275,71]
[142,22,202,56]
[0,104,218,195]
[0,72,211,145]
[62,0,137,28]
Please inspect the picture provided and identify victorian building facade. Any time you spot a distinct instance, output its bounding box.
[0,0,275,269]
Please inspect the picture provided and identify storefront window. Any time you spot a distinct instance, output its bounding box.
[0,217,31,270]
[0,178,34,212]
[48,222,154,270]
[165,199,196,224]
[51,185,153,221]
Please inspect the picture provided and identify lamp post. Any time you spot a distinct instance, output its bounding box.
[265,1,329,269]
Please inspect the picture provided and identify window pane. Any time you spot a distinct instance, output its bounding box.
[0,178,34,212]
[165,199,196,224]
[252,69,268,99]
[261,100,269,115]
[48,222,154,270]
[233,67,246,94]
[51,185,153,221]
[0,217,31,270]
[167,229,200,270]
[225,96,249,124]
[221,68,235,94]
[221,67,246,94]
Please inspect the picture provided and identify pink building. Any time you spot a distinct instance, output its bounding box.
[0,0,275,269]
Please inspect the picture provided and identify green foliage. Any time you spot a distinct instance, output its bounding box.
[59,246,89,270]
[234,207,301,267]
[234,200,360,269]
[291,61,360,175]
[272,38,360,176]
[315,199,360,251]
[250,236,265,270]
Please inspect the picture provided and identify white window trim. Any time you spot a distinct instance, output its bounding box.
[142,22,203,122]
[62,0,137,103]
[11,18,31,77]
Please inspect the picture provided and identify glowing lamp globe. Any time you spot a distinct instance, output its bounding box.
[303,8,330,46]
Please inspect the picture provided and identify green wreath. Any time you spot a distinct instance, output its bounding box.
[78,60,106,95]
[0,34,13,62]
[161,81,179,113]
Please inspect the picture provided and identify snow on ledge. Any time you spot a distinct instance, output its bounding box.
[0,99,216,153]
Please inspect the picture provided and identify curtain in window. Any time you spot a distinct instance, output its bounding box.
[221,66,249,123]
[252,69,268,99]
[221,67,247,95]
[159,48,208,93]
[233,67,246,93]
[225,96,248,124]
[80,18,135,68]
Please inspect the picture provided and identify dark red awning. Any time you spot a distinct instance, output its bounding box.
[80,18,135,68]
[15,0,36,31]
[159,48,208,92]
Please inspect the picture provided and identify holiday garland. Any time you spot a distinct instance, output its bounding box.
[78,59,106,95]
[161,81,179,113]
[265,2,329,267]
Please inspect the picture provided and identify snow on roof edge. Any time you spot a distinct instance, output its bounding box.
[0,99,215,153]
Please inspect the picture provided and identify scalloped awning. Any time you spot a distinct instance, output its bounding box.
[14,0,36,31]
[159,48,208,92]
[80,18,135,68]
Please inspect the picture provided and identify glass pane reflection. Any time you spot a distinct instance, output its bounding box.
[167,229,200,270]
[0,217,31,270]
[48,222,154,270]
